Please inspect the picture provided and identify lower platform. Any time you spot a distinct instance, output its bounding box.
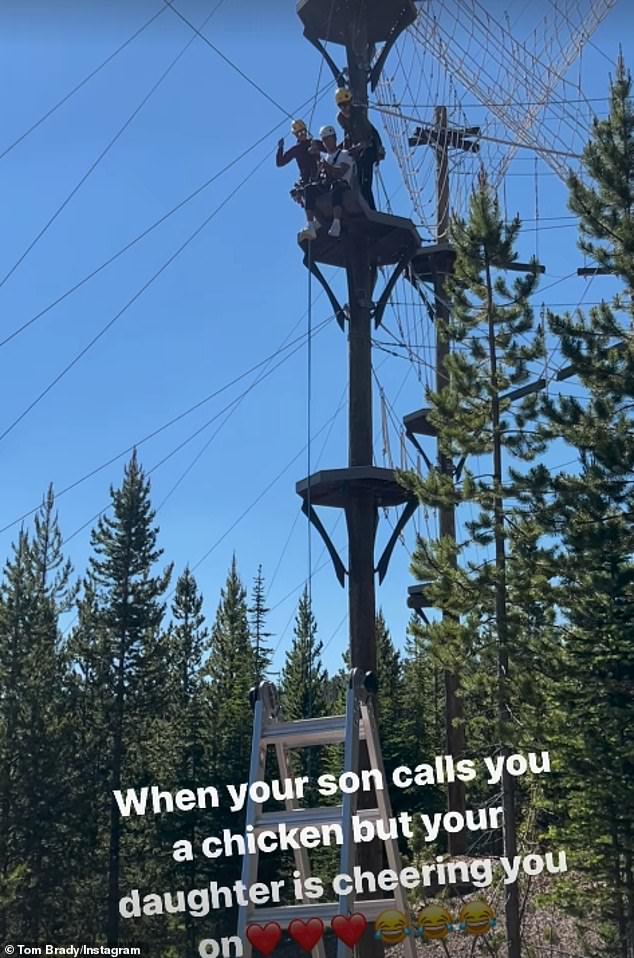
[404,407,436,437]
[407,583,433,611]
[409,242,455,284]
[298,189,420,269]
[296,466,411,509]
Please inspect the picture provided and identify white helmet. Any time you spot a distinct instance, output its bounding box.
[319,124,337,139]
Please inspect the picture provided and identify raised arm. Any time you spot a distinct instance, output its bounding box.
[276,141,297,168]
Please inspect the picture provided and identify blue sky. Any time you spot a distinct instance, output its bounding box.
[0,0,631,676]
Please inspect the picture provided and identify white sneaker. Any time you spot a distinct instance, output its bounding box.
[328,219,342,238]
[300,223,318,241]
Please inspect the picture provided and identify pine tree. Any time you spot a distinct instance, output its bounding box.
[0,530,35,938]
[279,588,327,784]
[163,567,211,957]
[170,566,209,710]
[20,490,75,938]
[0,490,76,940]
[401,179,545,956]
[280,588,327,719]
[567,54,634,287]
[522,58,634,956]
[204,555,254,904]
[374,613,402,774]
[248,564,272,683]
[399,624,445,820]
[207,555,254,789]
[65,578,113,939]
[86,452,172,943]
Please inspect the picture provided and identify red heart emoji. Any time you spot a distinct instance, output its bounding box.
[288,918,325,952]
[332,913,368,947]
[247,922,282,956]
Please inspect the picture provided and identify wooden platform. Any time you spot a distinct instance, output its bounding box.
[297,0,418,44]
[410,242,455,284]
[407,583,433,611]
[410,242,547,285]
[298,189,420,268]
[296,466,411,509]
[404,407,436,437]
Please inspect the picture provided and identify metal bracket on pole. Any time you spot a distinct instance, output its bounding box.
[376,498,418,583]
[372,252,413,329]
[369,10,414,91]
[301,500,347,586]
[303,251,348,331]
[304,33,346,85]
[405,428,434,472]
[577,265,613,276]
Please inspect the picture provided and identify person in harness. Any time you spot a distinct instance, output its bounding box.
[300,125,355,242]
[335,87,385,211]
[276,118,321,232]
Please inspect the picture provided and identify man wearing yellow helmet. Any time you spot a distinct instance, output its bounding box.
[275,118,319,185]
[276,118,322,235]
[335,87,385,210]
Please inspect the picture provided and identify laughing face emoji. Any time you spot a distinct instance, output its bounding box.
[459,900,496,936]
[416,903,453,940]
[374,909,409,945]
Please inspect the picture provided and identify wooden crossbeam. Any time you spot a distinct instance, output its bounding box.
[577,266,614,276]
[409,124,481,153]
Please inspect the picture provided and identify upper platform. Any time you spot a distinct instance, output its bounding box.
[297,0,418,45]
[298,189,421,269]
[296,466,412,509]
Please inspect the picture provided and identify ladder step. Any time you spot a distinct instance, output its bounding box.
[262,715,366,747]
[255,805,380,833]
[247,899,397,926]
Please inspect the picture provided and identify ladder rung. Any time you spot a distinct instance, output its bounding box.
[262,715,366,747]
[247,898,398,926]
[255,805,380,832]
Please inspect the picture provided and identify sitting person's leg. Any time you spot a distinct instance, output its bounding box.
[328,182,348,238]
[301,183,324,239]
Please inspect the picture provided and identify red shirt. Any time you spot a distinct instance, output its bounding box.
[276,140,319,183]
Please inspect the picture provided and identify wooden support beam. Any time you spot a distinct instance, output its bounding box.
[577,265,613,276]
[409,124,481,153]
[508,261,546,274]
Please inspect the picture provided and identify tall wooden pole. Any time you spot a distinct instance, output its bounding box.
[433,105,467,857]
[297,6,419,951]
[343,7,383,956]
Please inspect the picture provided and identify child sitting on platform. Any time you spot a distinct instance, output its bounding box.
[301,125,355,242]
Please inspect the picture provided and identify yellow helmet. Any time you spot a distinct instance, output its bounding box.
[335,87,353,106]
[291,118,308,135]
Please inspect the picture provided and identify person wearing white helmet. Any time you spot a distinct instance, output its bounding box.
[301,124,355,241]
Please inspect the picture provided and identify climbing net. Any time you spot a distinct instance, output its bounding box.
[375,0,617,239]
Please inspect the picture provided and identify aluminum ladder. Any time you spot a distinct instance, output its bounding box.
[237,668,417,958]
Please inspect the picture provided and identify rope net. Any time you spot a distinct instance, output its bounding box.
[376,0,617,239]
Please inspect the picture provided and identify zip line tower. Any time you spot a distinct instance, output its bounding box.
[295,0,420,952]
